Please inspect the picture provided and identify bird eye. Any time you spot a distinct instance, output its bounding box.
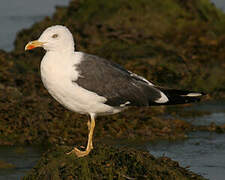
[52,34,58,38]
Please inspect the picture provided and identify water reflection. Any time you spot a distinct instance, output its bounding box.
[148,132,225,180]
[148,101,225,180]
[0,0,70,51]
[183,101,225,125]
[211,0,225,11]
[0,146,43,180]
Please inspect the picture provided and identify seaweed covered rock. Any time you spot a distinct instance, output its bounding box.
[23,144,206,180]
[0,49,197,145]
[13,0,225,98]
[0,0,224,145]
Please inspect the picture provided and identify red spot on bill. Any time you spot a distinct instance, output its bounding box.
[27,45,35,50]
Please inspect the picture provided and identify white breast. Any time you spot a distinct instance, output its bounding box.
[40,51,119,115]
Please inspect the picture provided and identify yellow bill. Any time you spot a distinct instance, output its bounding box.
[25,40,45,51]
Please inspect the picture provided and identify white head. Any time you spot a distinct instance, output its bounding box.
[25,25,75,52]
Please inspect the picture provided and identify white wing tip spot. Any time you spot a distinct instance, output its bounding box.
[120,101,131,107]
[185,93,203,97]
[155,92,169,103]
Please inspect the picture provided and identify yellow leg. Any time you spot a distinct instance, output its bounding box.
[87,120,93,150]
[67,113,95,157]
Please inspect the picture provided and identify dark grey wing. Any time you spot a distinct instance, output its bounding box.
[73,53,162,107]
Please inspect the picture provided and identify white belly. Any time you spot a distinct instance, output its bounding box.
[40,52,121,115]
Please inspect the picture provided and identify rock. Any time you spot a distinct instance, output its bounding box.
[23,144,206,180]
[0,160,15,169]
[0,1,223,179]
[0,0,224,146]
[13,0,225,99]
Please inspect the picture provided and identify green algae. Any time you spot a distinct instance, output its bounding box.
[0,0,224,145]
[0,1,224,178]
[0,160,15,169]
[13,0,225,97]
[22,144,206,180]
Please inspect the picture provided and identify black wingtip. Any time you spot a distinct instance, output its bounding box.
[155,89,205,106]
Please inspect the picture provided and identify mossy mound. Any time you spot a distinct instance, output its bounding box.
[0,1,224,178]
[13,0,225,98]
[0,0,224,145]
[0,45,196,145]
[23,144,206,180]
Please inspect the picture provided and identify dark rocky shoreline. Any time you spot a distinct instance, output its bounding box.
[0,0,224,146]
[23,144,206,180]
[0,0,224,179]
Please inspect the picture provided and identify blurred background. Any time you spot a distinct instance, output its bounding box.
[0,0,70,51]
[0,0,224,179]
[0,0,224,51]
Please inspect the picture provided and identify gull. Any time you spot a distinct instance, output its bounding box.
[25,25,204,157]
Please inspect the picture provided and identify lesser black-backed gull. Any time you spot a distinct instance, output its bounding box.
[25,25,204,157]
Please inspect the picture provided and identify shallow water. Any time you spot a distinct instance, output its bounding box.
[148,101,225,180]
[183,101,225,126]
[0,146,44,180]
[0,102,224,179]
[211,0,225,11]
[0,0,70,51]
[0,1,223,51]
[0,0,69,179]
[148,132,225,180]
[0,0,225,179]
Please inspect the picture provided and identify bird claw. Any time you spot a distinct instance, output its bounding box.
[67,115,95,157]
[66,147,91,157]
